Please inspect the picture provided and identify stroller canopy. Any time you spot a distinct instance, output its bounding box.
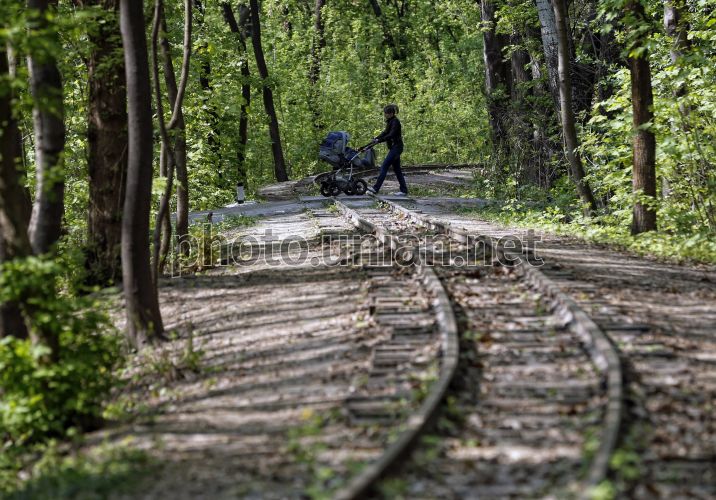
[319,131,349,166]
[319,130,375,170]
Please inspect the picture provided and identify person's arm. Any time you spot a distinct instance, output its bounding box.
[374,119,398,144]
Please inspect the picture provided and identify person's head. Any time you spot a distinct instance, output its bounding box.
[383,104,399,120]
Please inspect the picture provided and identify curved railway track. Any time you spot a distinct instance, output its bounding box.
[329,196,624,498]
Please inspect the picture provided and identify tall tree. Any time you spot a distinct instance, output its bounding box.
[119,0,164,346]
[77,0,128,287]
[534,0,560,108]
[662,0,692,197]
[222,2,251,187]
[154,0,191,267]
[0,49,31,339]
[308,0,326,131]
[26,0,66,255]
[368,0,401,60]
[552,0,597,214]
[195,0,221,168]
[627,0,657,234]
[248,0,288,182]
[480,0,512,154]
[309,0,326,85]
[510,35,537,184]
[664,0,691,115]
[664,0,691,73]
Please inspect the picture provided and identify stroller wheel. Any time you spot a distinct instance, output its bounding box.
[330,184,342,197]
[353,179,368,196]
[320,182,333,197]
[344,182,356,196]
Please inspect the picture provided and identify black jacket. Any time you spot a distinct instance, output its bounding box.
[375,116,403,149]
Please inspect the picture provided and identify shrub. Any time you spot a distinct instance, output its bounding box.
[0,257,121,450]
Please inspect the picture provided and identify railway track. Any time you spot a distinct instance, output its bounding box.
[374,197,716,498]
[328,197,623,498]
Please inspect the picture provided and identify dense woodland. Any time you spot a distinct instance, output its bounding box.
[1,0,715,492]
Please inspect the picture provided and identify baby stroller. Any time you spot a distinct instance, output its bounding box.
[316,131,375,197]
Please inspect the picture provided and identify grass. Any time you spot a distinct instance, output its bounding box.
[1,442,156,499]
[457,205,716,265]
[215,213,259,232]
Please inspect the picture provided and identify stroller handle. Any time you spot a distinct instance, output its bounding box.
[347,143,374,168]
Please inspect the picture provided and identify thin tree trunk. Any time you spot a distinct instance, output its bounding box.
[368,0,401,60]
[157,146,171,271]
[150,0,192,280]
[308,0,326,132]
[195,0,221,167]
[27,0,66,255]
[158,3,190,262]
[221,3,251,187]
[5,47,32,215]
[628,0,657,234]
[249,0,289,182]
[664,0,691,110]
[526,25,559,188]
[664,1,691,71]
[534,0,560,109]
[663,0,692,197]
[553,0,597,214]
[309,0,326,85]
[480,0,512,155]
[78,0,128,287]
[119,0,164,347]
[511,37,537,184]
[150,0,175,285]
[571,5,600,122]
[0,50,31,339]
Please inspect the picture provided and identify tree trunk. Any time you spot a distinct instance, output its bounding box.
[308,0,327,132]
[664,1,691,69]
[664,0,691,113]
[0,50,31,339]
[119,0,164,347]
[309,0,326,85]
[571,5,600,122]
[249,0,289,182]
[27,0,66,255]
[480,0,512,154]
[159,4,190,260]
[663,0,692,197]
[157,146,171,269]
[628,0,657,234]
[511,37,537,184]
[526,25,560,188]
[150,0,191,280]
[6,49,33,196]
[78,0,128,287]
[534,0,560,109]
[195,0,221,168]
[368,0,401,60]
[221,3,251,187]
[553,0,597,214]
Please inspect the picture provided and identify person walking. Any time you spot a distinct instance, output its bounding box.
[367,104,408,196]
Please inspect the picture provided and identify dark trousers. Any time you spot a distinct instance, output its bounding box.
[373,144,407,193]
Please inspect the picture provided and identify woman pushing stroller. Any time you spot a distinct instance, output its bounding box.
[366,104,409,196]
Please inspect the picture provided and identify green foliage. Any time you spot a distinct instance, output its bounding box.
[0,257,121,463]
[216,213,259,232]
[1,442,154,499]
[158,0,488,207]
[285,409,346,499]
[467,202,716,264]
